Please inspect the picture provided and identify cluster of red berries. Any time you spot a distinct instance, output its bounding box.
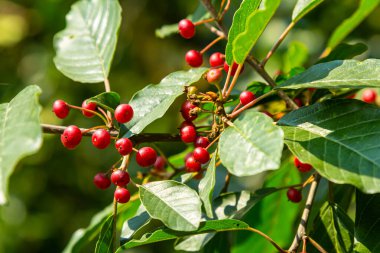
[52,99,163,203]
[286,157,314,203]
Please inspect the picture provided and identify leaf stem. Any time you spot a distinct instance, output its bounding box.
[307,236,328,253]
[245,227,287,253]
[67,104,109,125]
[112,198,118,252]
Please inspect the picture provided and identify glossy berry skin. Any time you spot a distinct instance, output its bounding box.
[193,147,210,164]
[93,173,111,190]
[362,89,377,103]
[209,52,225,67]
[181,101,198,121]
[114,188,131,203]
[115,138,133,156]
[294,98,303,107]
[111,170,130,187]
[60,125,82,149]
[239,91,255,105]
[178,19,195,39]
[154,156,166,171]
[92,129,111,149]
[115,104,134,123]
[136,147,157,167]
[184,152,193,162]
[81,100,97,118]
[287,188,302,203]
[185,155,202,172]
[53,100,70,119]
[180,120,195,129]
[194,136,209,148]
[294,157,312,172]
[180,125,197,143]
[224,62,244,76]
[185,50,203,67]
[206,69,222,83]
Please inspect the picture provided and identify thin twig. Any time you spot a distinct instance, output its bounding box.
[307,236,328,253]
[200,0,227,34]
[194,17,215,26]
[200,36,225,55]
[288,174,321,252]
[224,63,243,99]
[112,198,118,252]
[246,227,287,253]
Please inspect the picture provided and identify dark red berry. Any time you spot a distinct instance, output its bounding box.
[92,129,111,149]
[60,125,82,149]
[115,138,133,156]
[209,52,225,67]
[181,101,198,121]
[111,170,130,187]
[93,173,111,190]
[154,156,166,171]
[115,104,134,123]
[287,187,302,203]
[206,69,222,83]
[346,94,356,99]
[194,136,209,148]
[180,120,195,129]
[136,147,157,167]
[185,50,203,67]
[114,188,130,203]
[185,155,202,172]
[184,152,192,162]
[294,157,312,173]
[193,147,210,164]
[239,91,255,105]
[81,100,97,118]
[53,100,70,119]
[362,89,377,103]
[178,19,195,39]
[294,98,303,107]
[224,62,244,76]
[180,125,197,143]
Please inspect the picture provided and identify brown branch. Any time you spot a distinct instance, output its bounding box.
[200,0,227,35]
[246,227,287,253]
[288,174,321,253]
[41,124,181,143]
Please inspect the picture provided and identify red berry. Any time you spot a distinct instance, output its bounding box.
[114,188,130,203]
[136,147,157,167]
[93,173,111,190]
[185,155,202,172]
[60,125,82,149]
[180,125,197,143]
[194,136,209,148]
[180,120,195,129]
[224,62,244,76]
[181,101,198,121]
[92,129,111,149]
[294,157,312,173]
[287,187,302,203]
[115,138,133,156]
[53,100,70,119]
[209,52,225,67]
[154,156,166,171]
[206,69,222,83]
[178,19,195,39]
[184,152,193,162]
[294,98,303,107]
[185,50,203,67]
[362,89,377,103]
[239,91,255,105]
[81,100,97,118]
[111,170,130,187]
[115,104,134,124]
[193,147,210,164]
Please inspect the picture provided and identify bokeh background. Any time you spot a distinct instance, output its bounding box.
[0,0,379,252]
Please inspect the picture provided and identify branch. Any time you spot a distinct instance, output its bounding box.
[41,124,181,143]
[246,227,287,253]
[200,0,227,35]
[288,174,321,252]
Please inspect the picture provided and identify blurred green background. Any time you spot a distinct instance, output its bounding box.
[0,0,379,252]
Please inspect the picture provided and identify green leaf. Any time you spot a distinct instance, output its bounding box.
[278,99,380,193]
[309,202,354,253]
[292,0,324,22]
[125,68,208,136]
[0,85,42,205]
[53,0,121,83]
[277,59,380,90]
[198,152,217,218]
[94,215,114,253]
[86,92,120,112]
[318,43,368,63]
[327,0,380,51]
[116,219,249,251]
[219,111,284,177]
[231,0,281,64]
[139,180,202,231]
[225,0,261,65]
[355,190,380,251]
[283,41,308,73]
[120,205,150,241]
